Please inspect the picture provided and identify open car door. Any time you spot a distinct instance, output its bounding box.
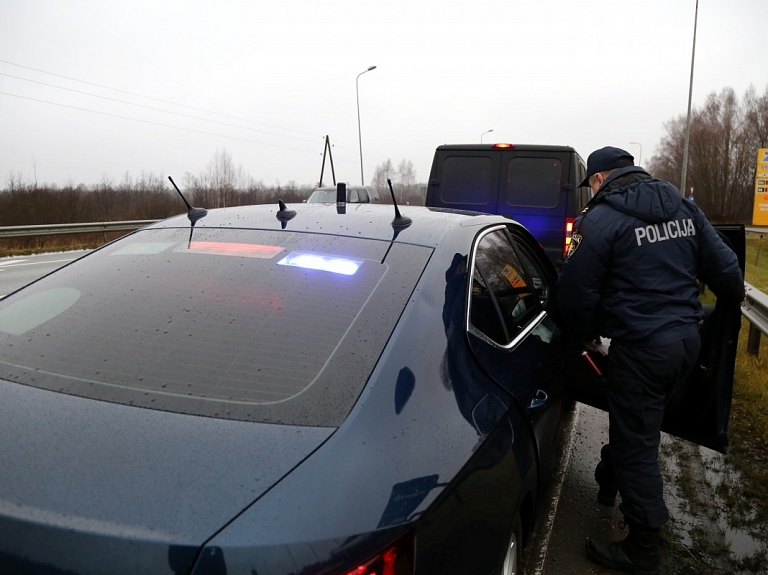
[561,225,745,454]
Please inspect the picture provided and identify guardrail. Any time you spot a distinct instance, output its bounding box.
[0,220,158,239]
[743,282,768,357]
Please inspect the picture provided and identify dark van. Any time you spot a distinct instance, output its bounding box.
[425,143,592,266]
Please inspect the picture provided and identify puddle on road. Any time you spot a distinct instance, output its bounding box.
[660,434,768,573]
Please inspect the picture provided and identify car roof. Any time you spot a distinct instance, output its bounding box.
[150,203,513,248]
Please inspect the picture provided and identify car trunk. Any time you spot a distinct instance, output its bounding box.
[0,379,333,575]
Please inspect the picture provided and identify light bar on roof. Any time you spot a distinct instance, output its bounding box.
[278,252,362,275]
[186,242,284,258]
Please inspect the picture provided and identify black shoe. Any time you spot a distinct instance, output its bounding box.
[586,524,660,575]
[595,460,618,506]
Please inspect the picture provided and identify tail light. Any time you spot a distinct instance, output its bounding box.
[564,217,575,257]
[341,533,414,575]
[491,143,515,149]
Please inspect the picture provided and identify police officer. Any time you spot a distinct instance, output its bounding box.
[556,146,744,574]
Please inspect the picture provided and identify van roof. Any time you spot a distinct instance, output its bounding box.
[435,143,579,153]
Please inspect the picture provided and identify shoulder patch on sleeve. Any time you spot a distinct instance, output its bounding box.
[566,232,582,260]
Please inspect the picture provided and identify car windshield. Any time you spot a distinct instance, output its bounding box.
[0,227,431,426]
[307,190,336,203]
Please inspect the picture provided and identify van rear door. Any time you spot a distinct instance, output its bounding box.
[427,150,502,212]
[498,151,572,265]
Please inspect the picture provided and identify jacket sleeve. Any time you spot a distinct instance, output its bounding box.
[695,211,744,303]
[556,214,610,342]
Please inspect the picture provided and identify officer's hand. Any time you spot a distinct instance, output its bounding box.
[583,338,602,353]
[584,337,610,356]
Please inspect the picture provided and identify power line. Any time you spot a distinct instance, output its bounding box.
[0,91,330,157]
[0,58,389,166]
[0,58,321,139]
[0,71,322,145]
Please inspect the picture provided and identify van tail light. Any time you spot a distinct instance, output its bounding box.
[564,217,575,257]
[491,143,515,149]
[341,533,414,575]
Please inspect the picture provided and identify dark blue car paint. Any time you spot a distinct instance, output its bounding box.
[0,205,563,575]
[190,216,557,574]
[0,377,334,574]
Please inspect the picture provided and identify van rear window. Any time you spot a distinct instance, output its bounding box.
[440,156,493,205]
[505,157,562,208]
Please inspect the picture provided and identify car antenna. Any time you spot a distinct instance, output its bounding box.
[387,179,412,228]
[168,176,207,247]
[380,179,412,264]
[168,176,207,226]
[275,199,296,229]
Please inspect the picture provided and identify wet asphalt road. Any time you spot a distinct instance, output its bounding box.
[523,403,629,575]
[0,251,88,297]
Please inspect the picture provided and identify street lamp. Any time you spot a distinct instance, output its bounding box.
[629,141,643,166]
[481,129,494,143]
[356,65,377,185]
[681,0,699,197]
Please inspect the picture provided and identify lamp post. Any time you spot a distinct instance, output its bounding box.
[681,0,699,197]
[629,141,643,166]
[481,129,494,143]
[356,65,377,185]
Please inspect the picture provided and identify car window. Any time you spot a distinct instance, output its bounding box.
[469,226,549,347]
[504,157,562,208]
[308,189,335,203]
[0,228,431,426]
[440,156,493,205]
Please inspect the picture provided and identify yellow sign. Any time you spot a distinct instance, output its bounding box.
[754,148,768,226]
[501,264,527,288]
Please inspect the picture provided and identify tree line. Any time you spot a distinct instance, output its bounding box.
[648,84,768,223]
[1,150,315,228]
[0,149,427,230]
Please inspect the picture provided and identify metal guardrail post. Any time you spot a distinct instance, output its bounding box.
[742,282,768,357]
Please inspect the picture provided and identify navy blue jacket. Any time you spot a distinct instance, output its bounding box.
[556,167,744,344]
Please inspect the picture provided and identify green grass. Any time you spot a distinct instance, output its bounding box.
[745,234,768,292]
[738,233,768,445]
[720,232,768,536]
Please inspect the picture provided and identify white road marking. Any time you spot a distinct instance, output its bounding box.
[0,257,77,271]
[0,260,26,268]
[11,258,76,266]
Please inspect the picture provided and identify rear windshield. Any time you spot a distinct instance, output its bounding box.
[504,157,562,208]
[0,228,430,426]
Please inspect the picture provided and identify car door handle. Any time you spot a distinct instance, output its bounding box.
[529,389,548,410]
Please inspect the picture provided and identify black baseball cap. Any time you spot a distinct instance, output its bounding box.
[579,146,635,188]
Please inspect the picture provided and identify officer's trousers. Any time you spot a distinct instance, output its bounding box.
[603,333,701,529]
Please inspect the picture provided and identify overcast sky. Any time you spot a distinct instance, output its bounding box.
[1,0,766,190]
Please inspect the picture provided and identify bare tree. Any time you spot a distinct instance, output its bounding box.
[647,86,762,223]
[95,174,115,221]
[397,159,417,204]
[5,171,24,194]
[206,149,238,208]
[371,159,395,201]
[743,85,768,148]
